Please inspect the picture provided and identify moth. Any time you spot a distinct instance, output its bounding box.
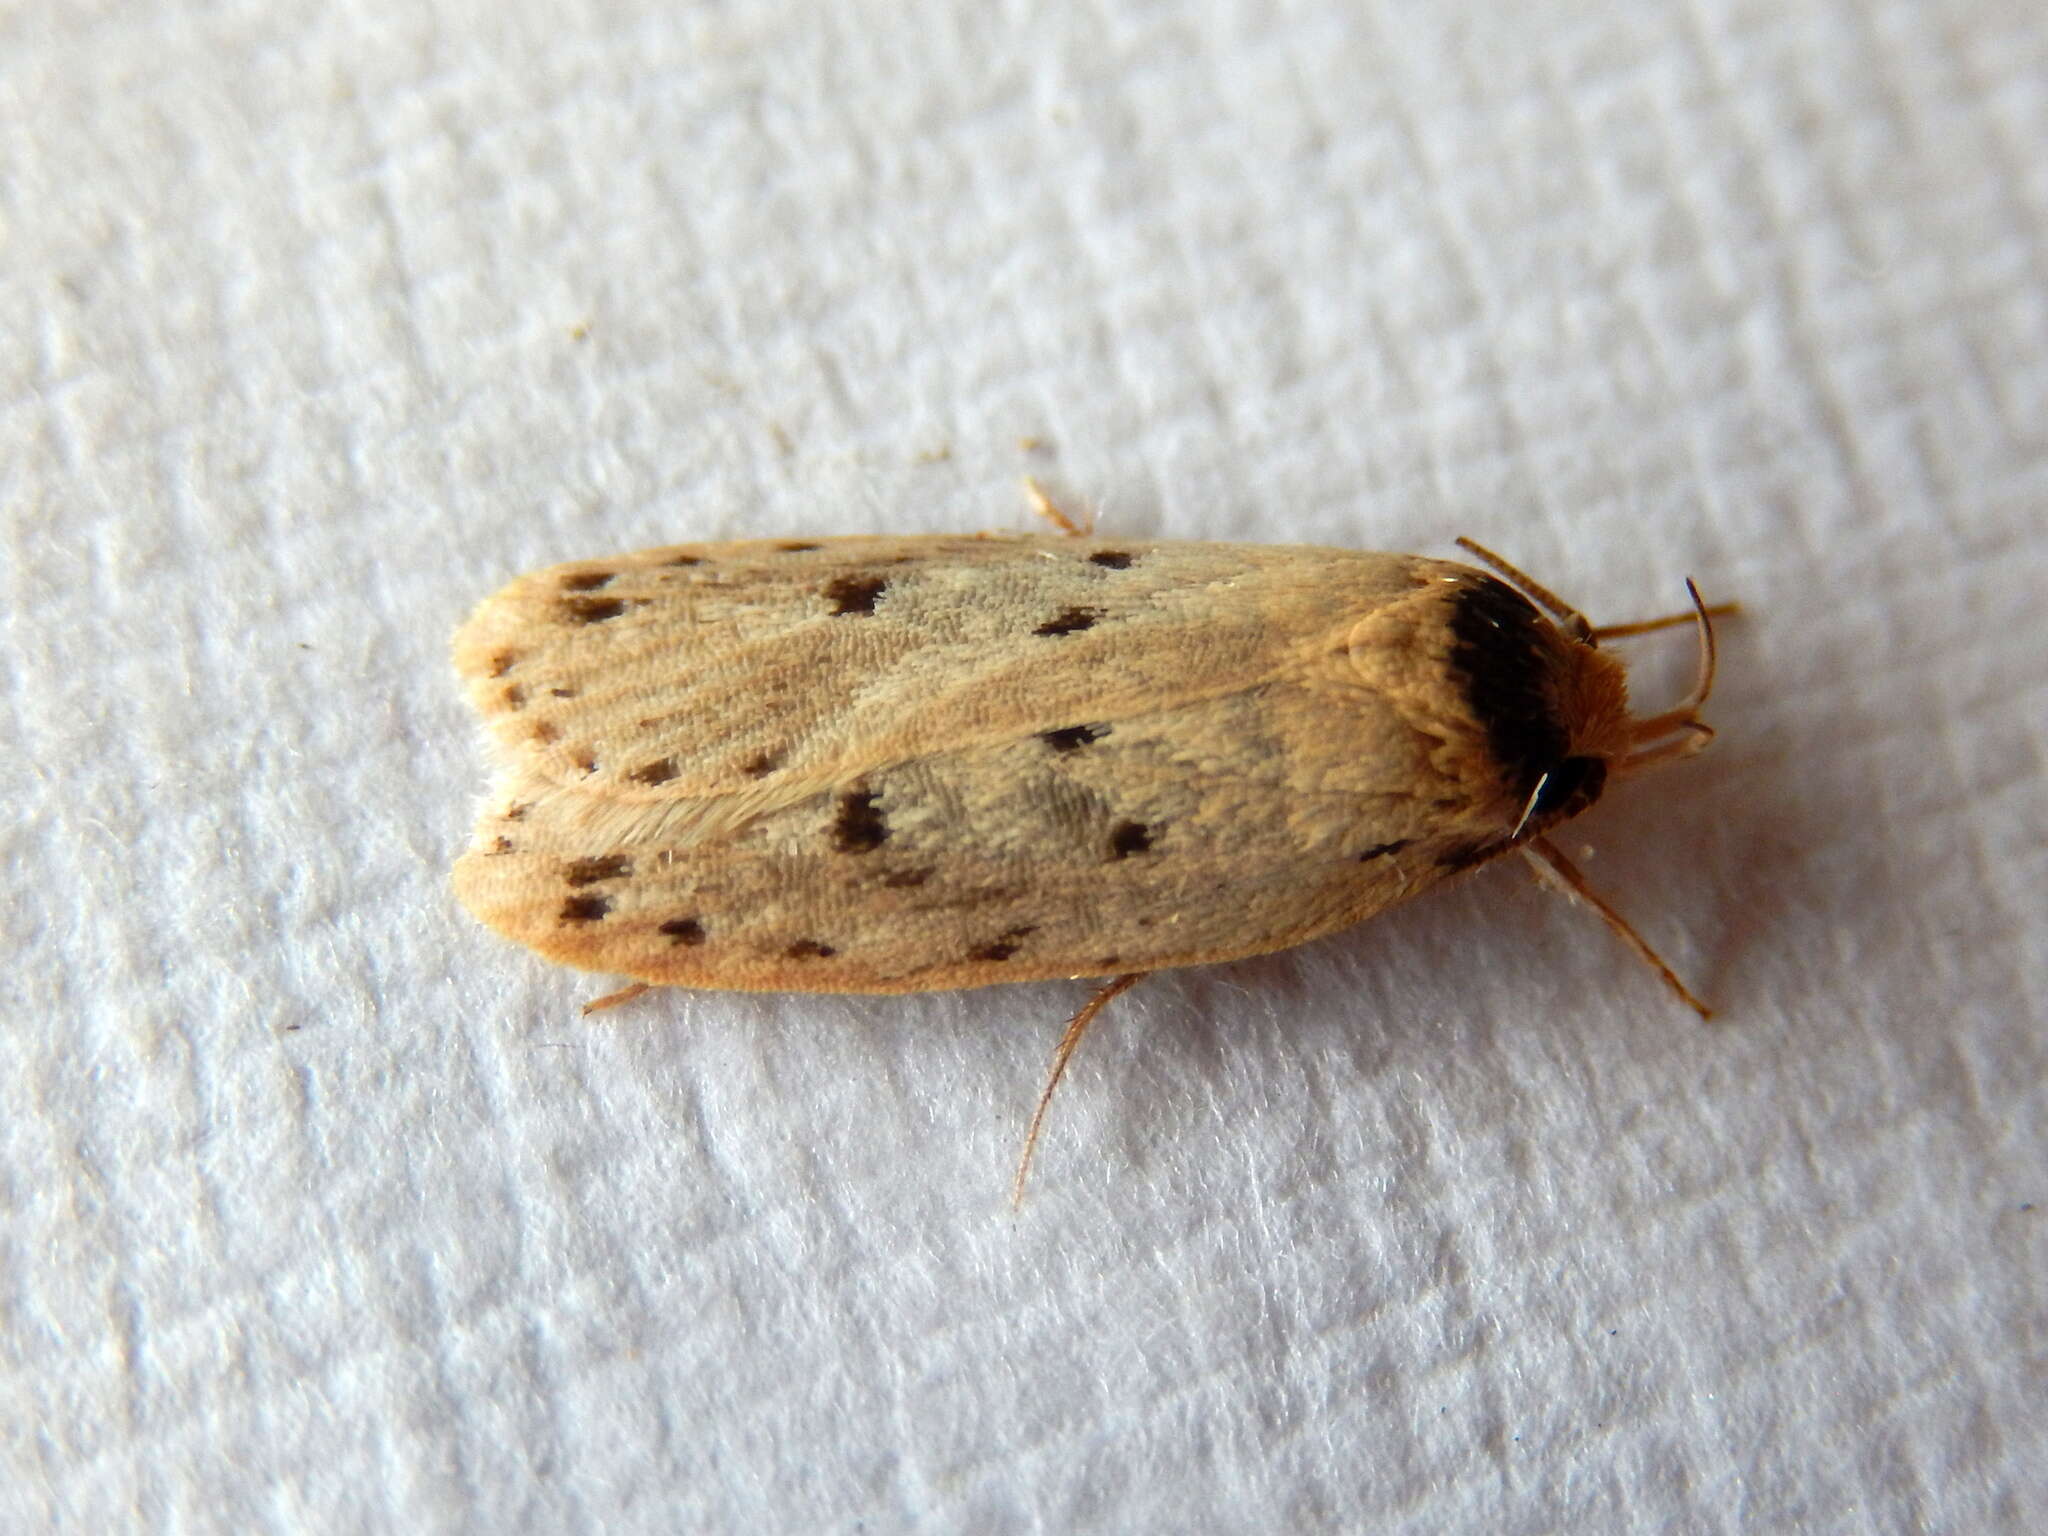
[453,496,1724,1194]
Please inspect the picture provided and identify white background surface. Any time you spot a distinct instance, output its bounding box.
[5,1,2043,1531]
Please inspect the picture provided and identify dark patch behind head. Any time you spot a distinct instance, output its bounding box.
[1447,576,1572,804]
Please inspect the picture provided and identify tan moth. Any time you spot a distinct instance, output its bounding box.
[453,494,1725,1193]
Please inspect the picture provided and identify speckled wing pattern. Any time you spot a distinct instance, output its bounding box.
[452,534,1527,993]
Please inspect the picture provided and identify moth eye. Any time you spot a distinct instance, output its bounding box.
[1531,756,1607,823]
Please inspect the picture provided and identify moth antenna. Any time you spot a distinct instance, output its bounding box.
[1523,837,1712,1019]
[1592,599,1739,640]
[1454,537,1593,643]
[1624,578,1720,749]
[1011,972,1145,1208]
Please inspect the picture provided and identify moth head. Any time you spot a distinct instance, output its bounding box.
[1449,540,1722,842]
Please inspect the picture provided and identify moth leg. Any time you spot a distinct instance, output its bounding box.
[1011,972,1146,1207]
[1523,837,1712,1019]
[582,981,653,1016]
[1021,476,1094,538]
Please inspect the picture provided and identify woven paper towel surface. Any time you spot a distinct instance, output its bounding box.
[4,1,2042,1531]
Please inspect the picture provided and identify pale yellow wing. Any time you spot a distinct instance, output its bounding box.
[453,536,1513,992]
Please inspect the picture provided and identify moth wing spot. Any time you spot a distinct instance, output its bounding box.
[1108,820,1154,859]
[501,685,527,710]
[550,687,578,699]
[531,721,562,745]
[881,867,934,888]
[776,541,823,553]
[559,894,611,923]
[664,554,705,567]
[1437,841,1498,872]
[969,926,1037,963]
[564,854,632,886]
[489,836,514,855]
[559,596,633,624]
[559,571,615,592]
[1041,723,1109,752]
[1035,606,1102,637]
[742,749,785,778]
[1087,550,1136,569]
[488,651,518,678]
[1358,839,1413,862]
[786,938,837,959]
[659,918,706,946]
[626,757,679,786]
[831,788,889,852]
[822,573,889,615]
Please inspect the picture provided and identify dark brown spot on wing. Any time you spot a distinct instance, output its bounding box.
[664,553,704,567]
[1035,607,1101,636]
[1087,550,1136,569]
[777,541,823,553]
[559,894,611,923]
[832,788,888,852]
[742,749,785,778]
[1109,821,1153,859]
[488,651,518,678]
[786,938,836,959]
[1358,839,1413,861]
[559,571,615,591]
[1436,840,1499,872]
[822,573,888,615]
[1041,724,1109,752]
[659,918,706,946]
[626,757,678,786]
[560,596,630,624]
[564,855,632,886]
[969,927,1037,962]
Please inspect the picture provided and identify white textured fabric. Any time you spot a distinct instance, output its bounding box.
[5,2,2043,1530]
